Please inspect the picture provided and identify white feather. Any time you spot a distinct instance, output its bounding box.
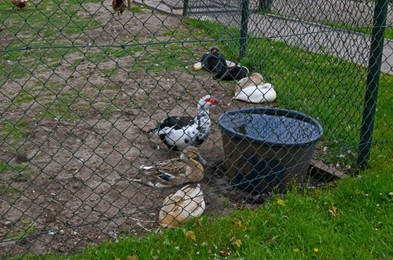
[159,184,205,227]
[226,60,237,67]
[234,83,277,103]
[140,165,154,170]
[192,62,203,71]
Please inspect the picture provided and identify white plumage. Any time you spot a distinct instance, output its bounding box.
[234,83,277,103]
[159,184,205,228]
[148,95,216,151]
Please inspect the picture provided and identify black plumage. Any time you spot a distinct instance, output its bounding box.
[199,47,248,81]
[201,47,228,74]
[214,66,249,81]
[112,0,127,17]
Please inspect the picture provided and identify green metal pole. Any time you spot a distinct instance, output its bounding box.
[183,0,189,16]
[357,0,388,169]
[239,0,250,60]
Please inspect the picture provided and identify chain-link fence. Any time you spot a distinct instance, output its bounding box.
[1,0,392,256]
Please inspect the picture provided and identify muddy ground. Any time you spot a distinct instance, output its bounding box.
[0,2,323,256]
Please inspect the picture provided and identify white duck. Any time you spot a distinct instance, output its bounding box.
[233,72,277,103]
[234,83,277,103]
[159,184,205,228]
[148,95,216,151]
[131,146,205,188]
[236,72,265,91]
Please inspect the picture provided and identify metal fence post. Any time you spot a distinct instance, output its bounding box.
[183,0,189,16]
[239,0,250,60]
[357,0,388,169]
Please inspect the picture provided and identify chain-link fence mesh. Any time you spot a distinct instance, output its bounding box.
[1,0,392,256]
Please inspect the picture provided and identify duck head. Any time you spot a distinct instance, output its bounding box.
[210,47,219,54]
[180,146,207,165]
[197,95,216,110]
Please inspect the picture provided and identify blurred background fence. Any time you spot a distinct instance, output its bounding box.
[1,0,392,257]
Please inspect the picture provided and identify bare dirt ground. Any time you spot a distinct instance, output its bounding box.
[0,3,286,256]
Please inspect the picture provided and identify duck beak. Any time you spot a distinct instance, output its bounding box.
[197,154,207,165]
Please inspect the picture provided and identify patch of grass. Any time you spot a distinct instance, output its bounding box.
[10,167,33,182]
[98,104,120,120]
[13,87,40,104]
[0,184,20,195]
[7,220,37,241]
[38,90,91,121]
[0,162,27,174]
[253,11,393,40]
[0,0,102,48]
[0,0,101,80]
[129,4,149,13]
[0,119,31,141]
[0,161,31,182]
[323,21,393,40]
[0,47,78,80]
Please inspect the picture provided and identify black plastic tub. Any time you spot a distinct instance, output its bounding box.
[218,108,323,194]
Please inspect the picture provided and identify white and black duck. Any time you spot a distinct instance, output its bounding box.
[148,95,216,151]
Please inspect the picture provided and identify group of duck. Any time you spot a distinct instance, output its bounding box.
[131,146,206,228]
[193,47,277,104]
[132,95,216,228]
[132,48,278,228]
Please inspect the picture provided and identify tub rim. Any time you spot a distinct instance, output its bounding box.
[218,107,323,147]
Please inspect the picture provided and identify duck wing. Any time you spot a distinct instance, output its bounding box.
[149,116,194,134]
[137,158,189,187]
[159,184,205,227]
[160,116,194,130]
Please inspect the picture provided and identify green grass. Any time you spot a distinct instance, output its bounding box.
[0,161,31,182]
[28,165,391,259]
[0,0,102,48]
[129,4,149,13]
[323,21,393,40]
[0,162,27,173]
[6,219,37,241]
[257,10,393,40]
[0,119,31,141]
[0,183,20,195]
[0,0,101,80]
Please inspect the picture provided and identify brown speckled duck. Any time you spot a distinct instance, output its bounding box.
[131,146,205,188]
[159,184,205,228]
